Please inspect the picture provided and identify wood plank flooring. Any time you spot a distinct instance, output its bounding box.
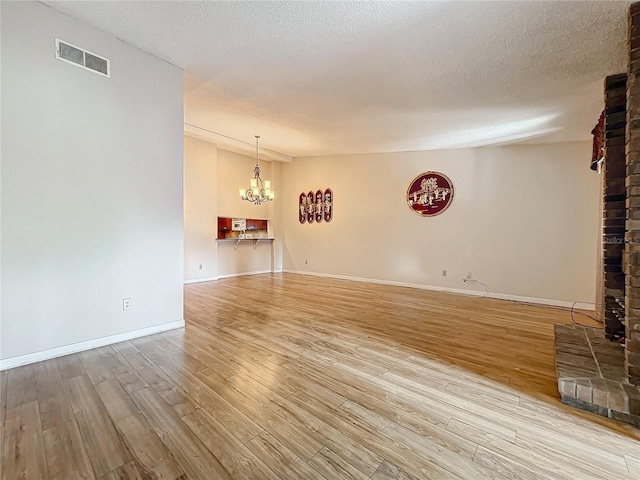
[2,273,639,479]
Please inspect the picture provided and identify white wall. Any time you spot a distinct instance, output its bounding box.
[217,241,275,278]
[218,149,277,219]
[184,137,218,281]
[282,142,600,305]
[185,148,282,282]
[1,1,184,367]
[217,149,282,277]
[271,161,284,272]
[183,144,283,280]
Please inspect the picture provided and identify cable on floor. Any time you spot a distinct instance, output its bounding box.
[463,278,604,329]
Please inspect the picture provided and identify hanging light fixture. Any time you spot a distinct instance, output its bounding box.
[239,135,275,205]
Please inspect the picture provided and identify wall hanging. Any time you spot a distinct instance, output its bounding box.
[299,188,333,223]
[406,172,453,217]
[307,191,315,224]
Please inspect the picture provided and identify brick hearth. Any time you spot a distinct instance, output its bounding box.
[555,324,640,425]
[556,2,640,426]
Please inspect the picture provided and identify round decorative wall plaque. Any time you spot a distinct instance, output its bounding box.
[406,171,454,217]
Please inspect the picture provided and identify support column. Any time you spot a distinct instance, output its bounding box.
[604,74,627,342]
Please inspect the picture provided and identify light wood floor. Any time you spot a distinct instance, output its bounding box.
[2,273,639,479]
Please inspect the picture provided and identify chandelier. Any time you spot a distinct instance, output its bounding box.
[239,135,275,205]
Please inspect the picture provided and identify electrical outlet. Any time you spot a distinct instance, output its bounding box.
[123,298,132,310]
[442,270,447,277]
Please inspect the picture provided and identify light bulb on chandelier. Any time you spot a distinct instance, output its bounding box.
[239,135,275,205]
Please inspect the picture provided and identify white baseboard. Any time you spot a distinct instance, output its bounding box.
[281,269,593,310]
[184,276,218,284]
[0,319,186,371]
[217,270,273,279]
[185,270,283,283]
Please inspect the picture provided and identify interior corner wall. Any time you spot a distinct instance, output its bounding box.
[215,149,281,277]
[184,136,218,281]
[1,1,184,368]
[271,161,284,272]
[282,142,600,305]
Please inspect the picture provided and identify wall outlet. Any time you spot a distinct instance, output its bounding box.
[199,264,203,270]
[123,298,132,310]
[442,270,447,277]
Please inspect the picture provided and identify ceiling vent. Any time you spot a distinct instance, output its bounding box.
[55,38,110,77]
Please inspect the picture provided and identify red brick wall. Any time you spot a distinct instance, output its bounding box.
[627,3,640,385]
[604,74,627,341]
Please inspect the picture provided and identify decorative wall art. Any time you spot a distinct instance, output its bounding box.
[324,188,333,222]
[307,191,314,224]
[406,172,454,217]
[315,190,324,223]
[298,192,307,224]
[591,110,605,171]
[299,188,333,224]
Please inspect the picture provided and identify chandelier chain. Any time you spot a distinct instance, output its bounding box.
[239,135,274,205]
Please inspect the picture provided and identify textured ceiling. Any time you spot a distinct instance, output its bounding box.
[43,1,630,157]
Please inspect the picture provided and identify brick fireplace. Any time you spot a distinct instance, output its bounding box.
[554,3,640,426]
[603,73,626,341]
[626,2,640,386]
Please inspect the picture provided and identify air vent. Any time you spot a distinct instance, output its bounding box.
[55,38,110,77]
